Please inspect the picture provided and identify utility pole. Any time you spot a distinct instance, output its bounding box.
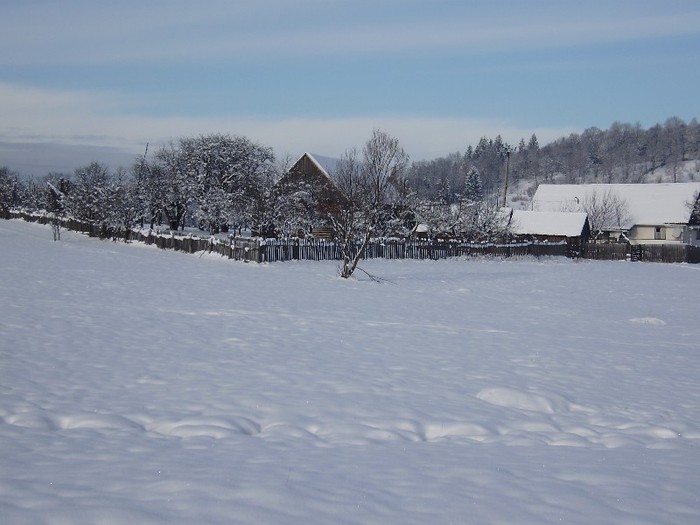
[502,150,511,208]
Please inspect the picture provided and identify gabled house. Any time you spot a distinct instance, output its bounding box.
[532,183,700,245]
[509,210,590,252]
[282,153,339,191]
[275,153,344,238]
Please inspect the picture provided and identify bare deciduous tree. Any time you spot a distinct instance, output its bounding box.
[562,188,630,238]
[327,130,409,278]
[46,179,67,241]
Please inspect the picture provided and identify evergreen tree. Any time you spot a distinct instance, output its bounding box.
[527,133,539,152]
[463,167,483,202]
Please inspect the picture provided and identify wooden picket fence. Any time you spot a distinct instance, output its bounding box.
[128,229,261,262]
[7,210,699,264]
[258,238,571,262]
[8,210,261,262]
[582,242,700,263]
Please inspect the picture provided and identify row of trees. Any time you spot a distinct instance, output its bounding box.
[2,131,513,278]
[6,117,697,225]
[3,135,283,235]
[3,133,511,241]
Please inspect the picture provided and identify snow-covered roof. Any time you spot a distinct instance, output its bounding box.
[532,183,700,228]
[510,210,588,237]
[306,153,339,180]
[46,182,65,198]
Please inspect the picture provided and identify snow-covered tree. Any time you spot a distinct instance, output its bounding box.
[151,142,193,231]
[65,162,112,225]
[268,178,319,238]
[133,150,167,229]
[0,167,21,217]
[464,200,511,242]
[381,177,416,238]
[246,157,291,238]
[469,135,514,194]
[404,153,464,203]
[414,200,469,238]
[46,177,68,241]
[106,169,141,239]
[463,167,483,202]
[414,191,509,242]
[177,134,275,234]
[327,130,410,278]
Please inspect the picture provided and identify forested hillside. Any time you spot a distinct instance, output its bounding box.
[406,117,700,204]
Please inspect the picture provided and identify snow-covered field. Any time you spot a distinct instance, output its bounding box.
[2,219,700,525]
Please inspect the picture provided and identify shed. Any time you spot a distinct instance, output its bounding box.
[509,210,590,251]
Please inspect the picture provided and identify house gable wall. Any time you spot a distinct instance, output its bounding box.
[275,153,344,236]
[628,224,687,244]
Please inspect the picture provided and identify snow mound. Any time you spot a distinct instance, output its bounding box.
[476,387,573,414]
[147,416,261,438]
[629,317,667,325]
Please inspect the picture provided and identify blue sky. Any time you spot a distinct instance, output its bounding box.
[2,0,700,174]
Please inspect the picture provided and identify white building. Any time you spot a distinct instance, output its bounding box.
[532,183,700,245]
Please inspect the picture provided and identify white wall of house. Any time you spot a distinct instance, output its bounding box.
[628,225,687,244]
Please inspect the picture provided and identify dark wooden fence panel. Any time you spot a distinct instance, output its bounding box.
[636,244,693,264]
[582,242,700,263]
[258,238,570,262]
[583,243,629,261]
[688,246,700,264]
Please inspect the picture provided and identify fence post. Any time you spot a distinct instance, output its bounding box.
[630,245,641,262]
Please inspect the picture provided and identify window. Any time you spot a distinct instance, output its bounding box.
[654,227,666,240]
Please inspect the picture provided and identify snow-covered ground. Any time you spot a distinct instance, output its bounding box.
[1,219,699,525]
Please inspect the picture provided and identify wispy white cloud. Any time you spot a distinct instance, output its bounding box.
[3,2,699,65]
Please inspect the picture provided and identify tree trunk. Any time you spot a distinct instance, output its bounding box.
[339,231,371,278]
